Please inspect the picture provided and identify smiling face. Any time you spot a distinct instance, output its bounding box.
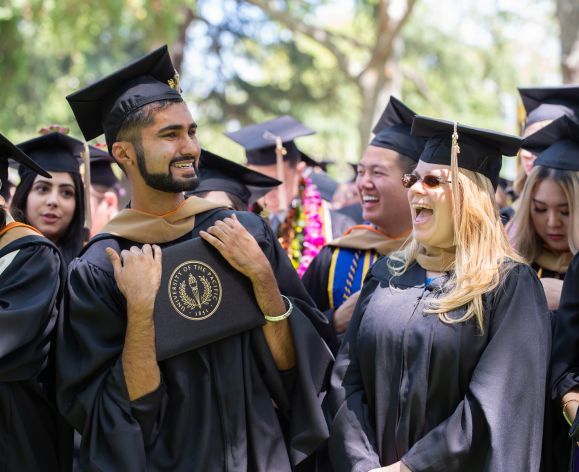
[25,171,76,243]
[407,161,455,248]
[356,145,412,236]
[132,101,201,193]
[530,177,570,253]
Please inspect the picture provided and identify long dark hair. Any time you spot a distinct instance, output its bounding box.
[0,205,5,231]
[11,171,85,264]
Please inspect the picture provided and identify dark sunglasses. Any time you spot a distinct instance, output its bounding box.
[401,174,452,189]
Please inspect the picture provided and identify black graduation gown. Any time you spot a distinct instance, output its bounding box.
[530,262,568,471]
[56,209,333,472]
[0,235,66,471]
[328,258,551,472]
[551,253,579,469]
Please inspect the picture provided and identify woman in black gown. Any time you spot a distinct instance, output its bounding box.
[328,116,551,471]
[511,115,579,311]
[0,133,68,470]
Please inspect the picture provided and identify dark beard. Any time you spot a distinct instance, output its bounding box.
[135,144,200,193]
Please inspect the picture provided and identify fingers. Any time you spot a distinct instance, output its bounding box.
[142,244,153,257]
[152,244,162,263]
[200,230,225,250]
[106,247,122,279]
[207,223,231,243]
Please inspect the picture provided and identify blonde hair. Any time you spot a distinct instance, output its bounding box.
[390,167,524,332]
[511,166,579,259]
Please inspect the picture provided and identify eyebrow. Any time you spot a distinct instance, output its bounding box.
[358,163,391,171]
[157,122,198,134]
[532,198,569,207]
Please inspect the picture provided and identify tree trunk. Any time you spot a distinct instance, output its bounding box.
[556,0,579,83]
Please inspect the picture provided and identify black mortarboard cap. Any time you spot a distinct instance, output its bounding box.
[17,132,83,180]
[518,85,579,127]
[189,149,281,205]
[522,115,579,171]
[66,45,182,151]
[225,115,315,166]
[411,116,522,189]
[88,145,119,188]
[0,132,51,194]
[309,170,338,201]
[370,96,426,161]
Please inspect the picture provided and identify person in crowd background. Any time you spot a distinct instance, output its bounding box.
[226,116,355,275]
[10,132,85,264]
[302,97,426,348]
[187,149,281,211]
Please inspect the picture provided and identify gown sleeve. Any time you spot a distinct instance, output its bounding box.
[56,249,167,472]
[327,269,383,472]
[551,252,579,399]
[0,242,62,382]
[401,264,550,472]
[241,213,335,465]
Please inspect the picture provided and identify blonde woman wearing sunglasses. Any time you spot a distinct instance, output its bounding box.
[328,117,550,472]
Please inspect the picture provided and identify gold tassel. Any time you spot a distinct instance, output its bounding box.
[262,131,288,211]
[81,142,93,235]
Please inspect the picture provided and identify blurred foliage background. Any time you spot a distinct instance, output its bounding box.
[1,0,577,178]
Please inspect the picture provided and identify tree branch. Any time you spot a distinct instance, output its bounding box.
[243,0,357,78]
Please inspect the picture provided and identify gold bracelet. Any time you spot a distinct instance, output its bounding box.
[264,295,293,322]
[562,399,579,426]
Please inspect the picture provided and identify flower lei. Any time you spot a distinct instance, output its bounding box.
[278,176,326,277]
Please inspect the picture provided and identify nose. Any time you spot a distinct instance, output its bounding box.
[356,173,374,191]
[547,210,562,228]
[409,179,426,195]
[181,134,201,161]
[46,188,59,207]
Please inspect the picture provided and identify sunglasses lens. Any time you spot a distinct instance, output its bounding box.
[423,175,441,188]
[402,174,417,188]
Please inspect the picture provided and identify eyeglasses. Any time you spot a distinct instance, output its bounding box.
[401,174,452,189]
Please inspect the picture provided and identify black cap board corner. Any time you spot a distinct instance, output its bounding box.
[370,96,426,161]
[523,115,579,171]
[1,132,51,196]
[188,149,281,206]
[518,85,579,127]
[411,115,522,189]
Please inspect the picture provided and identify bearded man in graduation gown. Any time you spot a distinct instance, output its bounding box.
[56,45,333,472]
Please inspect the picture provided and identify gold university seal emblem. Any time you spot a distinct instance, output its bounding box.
[168,261,222,320]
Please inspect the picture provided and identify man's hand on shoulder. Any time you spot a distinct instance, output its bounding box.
[106,244,163,311]
[106,244,163,401]
[200,213,270,282]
